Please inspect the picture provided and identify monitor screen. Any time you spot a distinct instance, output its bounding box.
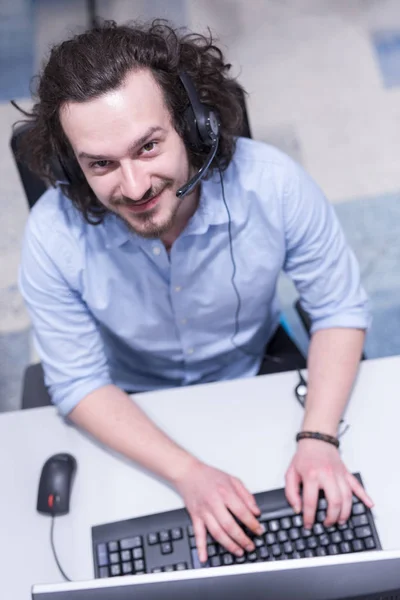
[32,550,400,600]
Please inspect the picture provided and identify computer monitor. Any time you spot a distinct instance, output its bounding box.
[32,550,400,600]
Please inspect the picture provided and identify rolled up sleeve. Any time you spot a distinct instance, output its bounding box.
[282,160,371,334]
[19,212,112,416]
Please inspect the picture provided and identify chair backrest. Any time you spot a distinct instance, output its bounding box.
[10,88,252,211]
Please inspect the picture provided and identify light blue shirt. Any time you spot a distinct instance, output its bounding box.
[19,138,370,416]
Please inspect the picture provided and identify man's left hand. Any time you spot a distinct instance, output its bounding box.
[285,439,374,530]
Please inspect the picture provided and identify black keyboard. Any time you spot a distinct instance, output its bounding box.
[91,473,381,578]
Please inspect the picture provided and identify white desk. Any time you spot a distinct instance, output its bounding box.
[1,356,399,599]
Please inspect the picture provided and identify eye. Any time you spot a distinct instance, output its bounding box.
[89,160,111,169]
[142,141,157,153]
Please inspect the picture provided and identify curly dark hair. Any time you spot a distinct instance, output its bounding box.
[16,19,249,224]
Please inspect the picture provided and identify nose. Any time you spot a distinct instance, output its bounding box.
[119,160,151,201]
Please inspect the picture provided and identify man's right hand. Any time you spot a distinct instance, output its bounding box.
[173,458,264,562]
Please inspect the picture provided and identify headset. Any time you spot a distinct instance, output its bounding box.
[49,71,220,198]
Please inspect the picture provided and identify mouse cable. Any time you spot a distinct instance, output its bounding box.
[50,516,72,582]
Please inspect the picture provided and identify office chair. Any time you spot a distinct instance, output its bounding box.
[10,91,311,410]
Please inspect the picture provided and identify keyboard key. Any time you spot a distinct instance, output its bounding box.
[164,565,174,572]
[122,561,133,574]
[258,546,269,560]
[355,526,372,539]
[318,498,328,510]
[147,533,158,545]
[316,547,327,557]
[295,539,306,552]
[319,534,330,547]
[159,530,170,543]
[313,523,324,536]
[208,544,217,557]
[132,547,143,560]
[97,543,109,567]
[277,531,288,543]
[337,522,349,531]
[223,553,234,565]
[351,515,368,527]
[301,528,312,538]
[236,555,246,564]
[189,536,197,549]
[283,541,293,554]
[352,503,366,515]
[254,537,264,547]
[191,548,208,569]
[109,552,120,564]
[176,562,188,570]
[304,550,315,558]
[269,520,279,532]
[352,539,364,552]
[328,544,339,555]
[331,532,342,544]
[292,551,302,559]
[343,529,354,542]
[307,537,317,549]
[271,544,281,557]
[206,534,213,544]
[99,567,109,578]
[265,533,276,545]
[121,550,131,562]
[326,526,336,533]
[293,515,303,528]
[211,555,222,567]
[152,567,162,573]
[108,541,119,553]
[340,542,351,554]
[120,537,142,550]
[316,511,326,523]
[280,518,291,530]
[188,524,194,536]
[289,528,300,541]
[247,552,257,562]
[171,528,183,541]
[161,542,173,554]
[110,564,121,576]
[365,537,376,550]
[134,559,144,572]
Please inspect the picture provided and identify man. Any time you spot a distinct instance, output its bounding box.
[18,20,373,563]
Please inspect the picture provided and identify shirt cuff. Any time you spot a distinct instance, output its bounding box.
[310,311,372,335]
[51,376,113,416]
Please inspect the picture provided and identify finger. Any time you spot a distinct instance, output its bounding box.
[321,472,342,527]
[226,493,264,539]
[285,466,302,513]
[302,474,320,530]
[231,478,261,516]
[205,512,245,557]
[213,502,256,553]
[337,475,353,525]
[192,516,208,563]
[347,473,374,508]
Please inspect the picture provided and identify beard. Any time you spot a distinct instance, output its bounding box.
[110,179,180,239]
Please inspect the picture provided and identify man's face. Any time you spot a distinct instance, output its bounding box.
[60,69,191,238]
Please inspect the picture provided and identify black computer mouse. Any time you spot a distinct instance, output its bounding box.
[37,453,77,516]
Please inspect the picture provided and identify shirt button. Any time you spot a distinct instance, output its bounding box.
[152,246,161,256]
[175,286,181,292]
[186,348,194,355]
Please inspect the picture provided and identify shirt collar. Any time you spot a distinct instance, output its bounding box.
[103,170,229,248]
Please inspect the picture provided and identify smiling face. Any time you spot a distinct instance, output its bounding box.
[60,68,196,239]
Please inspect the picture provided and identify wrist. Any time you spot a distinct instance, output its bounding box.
[164,452,202,486]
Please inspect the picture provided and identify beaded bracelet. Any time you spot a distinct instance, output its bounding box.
[296,431,340,449]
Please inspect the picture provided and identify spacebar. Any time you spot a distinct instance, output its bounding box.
[259,506,295,521]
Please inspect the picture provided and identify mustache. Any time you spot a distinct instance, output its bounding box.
[113,181,172,207]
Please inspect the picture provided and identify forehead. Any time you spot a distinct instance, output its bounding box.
[60,69,171,153]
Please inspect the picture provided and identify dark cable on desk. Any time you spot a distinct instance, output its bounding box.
[50,516,72,582]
